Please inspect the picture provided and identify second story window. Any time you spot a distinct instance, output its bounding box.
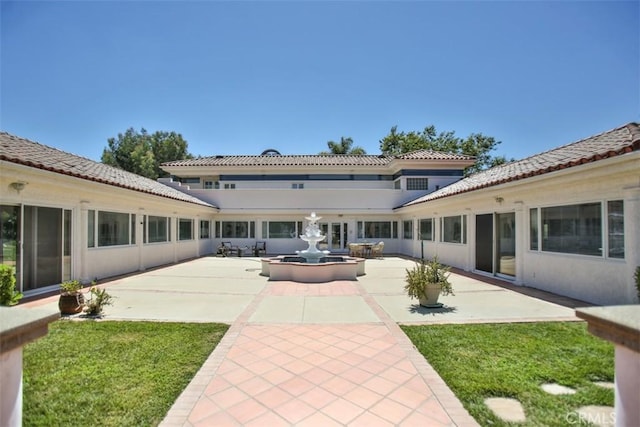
[407,178,428,190]
[291,183,304,189]
[224,183,236,189]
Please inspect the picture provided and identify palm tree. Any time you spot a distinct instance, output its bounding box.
[319,137,367,155]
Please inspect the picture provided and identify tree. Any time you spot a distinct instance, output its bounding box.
[319,137,367,155]
[101,128,193,179]
[379,125,511,175]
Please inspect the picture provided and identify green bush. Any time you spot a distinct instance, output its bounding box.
[0,264,23,306]
[635,266,640,302]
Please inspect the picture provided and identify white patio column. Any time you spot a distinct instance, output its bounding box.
[0,308,60,427]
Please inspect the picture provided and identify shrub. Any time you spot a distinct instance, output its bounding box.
[84,287,114,316]
[0,264,23,306]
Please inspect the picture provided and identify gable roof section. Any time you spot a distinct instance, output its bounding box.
[399,122,640,208]
[0,132,216,208]
[162,149,474,168]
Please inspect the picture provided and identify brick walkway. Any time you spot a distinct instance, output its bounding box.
[160,279,479,426]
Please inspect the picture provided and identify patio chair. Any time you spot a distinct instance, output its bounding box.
[217,241,238,257]
[371,241,384,258]
[348,243,363,257]
[252,241,267,256]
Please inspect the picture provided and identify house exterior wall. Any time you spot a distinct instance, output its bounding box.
[397,153,640,305]
[0,162,216,295]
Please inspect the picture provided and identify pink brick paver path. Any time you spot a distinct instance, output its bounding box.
[160,280,479,426]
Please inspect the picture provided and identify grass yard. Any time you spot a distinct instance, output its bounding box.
[401,321,614,427]
[23,320,228,427]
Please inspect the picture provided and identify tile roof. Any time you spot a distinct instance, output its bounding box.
[400,122,640,208]
[162,149,474,168]
[0,132,216,208]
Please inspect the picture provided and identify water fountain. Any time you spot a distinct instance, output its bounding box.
[296,212,330,263]
[260,212,366,282]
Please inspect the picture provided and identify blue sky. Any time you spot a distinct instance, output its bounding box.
[1,1,638,162]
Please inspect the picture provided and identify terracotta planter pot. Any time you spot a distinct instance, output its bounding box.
[418,283,443,307]
[59,293,85,314]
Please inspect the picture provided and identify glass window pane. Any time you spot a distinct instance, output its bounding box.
[442,216,462,243]
[200,220,210,239]
[530,208,538,250]
[221,221,249,238]
[87,209,95,248]
[148,216,168,243]
[419,219,433,240]
[403,220,413,239]
[364,222,391,239]
[98,211,130,246]
[179,219,193,241]
[607,200,624,259]
[267,221,296,238]
[541,203,602,256]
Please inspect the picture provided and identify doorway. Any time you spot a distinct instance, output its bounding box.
[320,222,348,252]
[475,212,516,277]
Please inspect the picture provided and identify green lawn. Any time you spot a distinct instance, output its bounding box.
[23,320,229,427]
[401,322,614,426]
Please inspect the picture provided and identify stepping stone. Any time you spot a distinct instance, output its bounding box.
[485,397,526,423]
[593,381,614,389]
[575,405,615,427]
[541,383,576,395]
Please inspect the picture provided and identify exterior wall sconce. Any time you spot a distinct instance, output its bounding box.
[495,197,504,204]
[9,181,27,193]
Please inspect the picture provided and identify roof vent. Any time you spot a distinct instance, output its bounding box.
[215,155,224,159]
[261,148,281,156]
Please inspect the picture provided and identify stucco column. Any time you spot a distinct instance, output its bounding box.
[137,209,145,272]
[513,202,525,285]
[79,201,89,283]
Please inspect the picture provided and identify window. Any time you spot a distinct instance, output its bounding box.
[204,180,214,189]
[97,211,131,247]
[88,209,95,247]
[147,216,169,243]
[541,203,601,256]
[403,220,413,239]
[200,220,210,239]
[607,201,624,258]
[441,215,466,244]
[218,221,255,238]
[224,183,236,189]
[419,218,433,240]
[357,221,392,239]
[264,221,302,238]
[394,180,401,190]
[530,208,538,250]
[179,218,193,241]
[291,183,304,189]
[181,177,200,184]
[406,178,428,190]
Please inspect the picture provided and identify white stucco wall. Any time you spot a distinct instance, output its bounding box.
[397,153,640,305]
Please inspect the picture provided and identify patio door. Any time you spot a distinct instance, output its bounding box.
[320,222,348,251]
[475,213,516,277]
[475,214,493,273]
[22,206,72,291]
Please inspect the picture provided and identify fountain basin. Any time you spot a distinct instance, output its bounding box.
[261,256,365,283]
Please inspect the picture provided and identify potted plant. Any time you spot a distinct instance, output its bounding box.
[59,280,85,314]
[404,257,454,307]
[0,264,22,306]
[84,286,113,316]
